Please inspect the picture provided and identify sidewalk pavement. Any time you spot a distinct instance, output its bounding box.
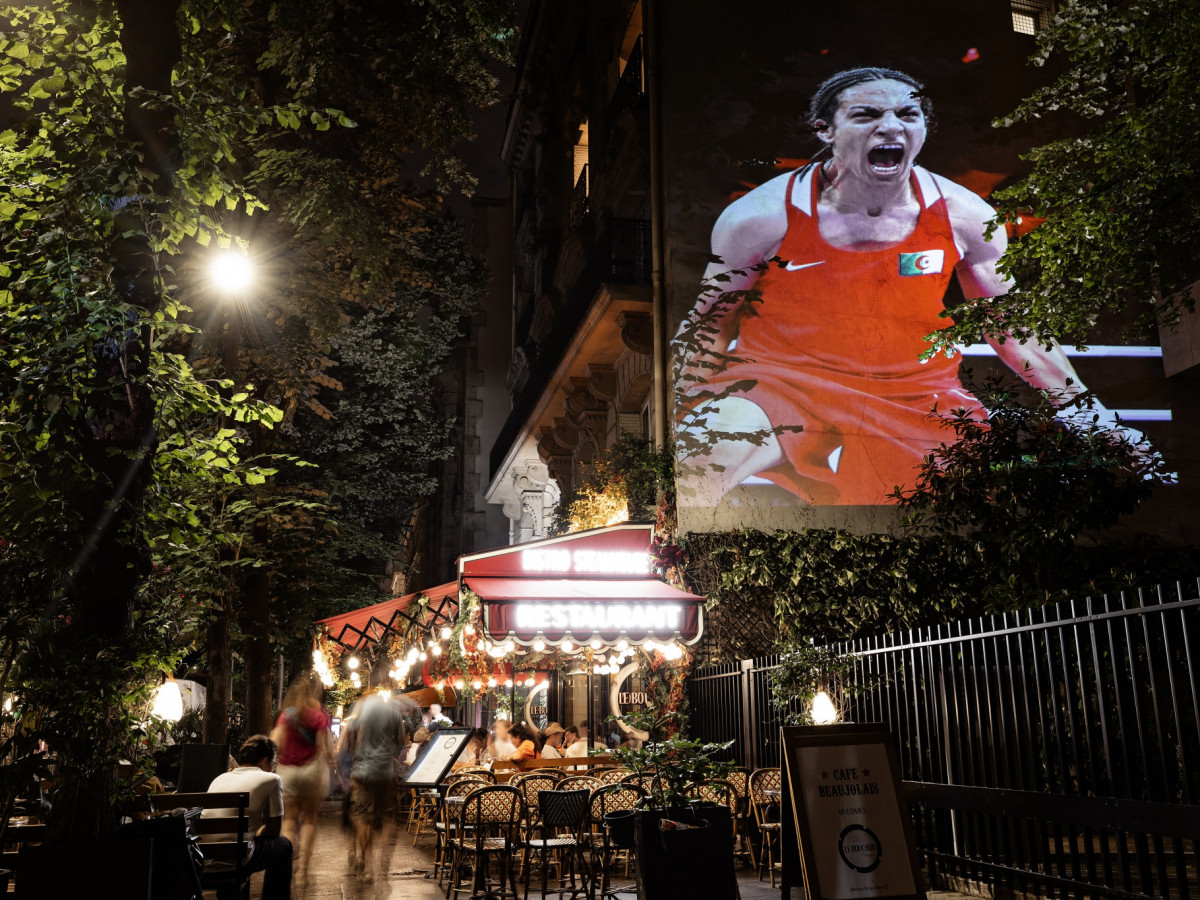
[251,801,981,900]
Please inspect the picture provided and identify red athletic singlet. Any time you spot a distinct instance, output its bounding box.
[702,165,982,505]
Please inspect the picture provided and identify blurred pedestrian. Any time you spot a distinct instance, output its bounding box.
[349,688,407,883]
[271,673,332,890]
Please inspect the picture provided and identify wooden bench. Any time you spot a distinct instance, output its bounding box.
[491,755,614,781]
[150,791,250,898]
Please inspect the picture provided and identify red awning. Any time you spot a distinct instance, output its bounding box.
[316,581,459,651]
[465,575,704,645]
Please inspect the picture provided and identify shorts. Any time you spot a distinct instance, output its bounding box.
[351,777,396,830]
[279,755,330,808]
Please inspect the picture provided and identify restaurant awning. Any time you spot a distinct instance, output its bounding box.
[458,523,705,647]
[316,581,459,652]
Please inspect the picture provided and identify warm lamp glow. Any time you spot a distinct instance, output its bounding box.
[441,627,453,640]
[208,250,254,294]
[152,679,183,722]
[347,656,360,670]
[812,690,838,725]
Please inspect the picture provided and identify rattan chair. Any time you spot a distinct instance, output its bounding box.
[434,777,487,885]
[557,775,601,793]
[523,789,591,900]
[749,767,782,886]
[723,767,755,864]
[585,784,645,898]
[595,768,631,785]
[445,784,526,900]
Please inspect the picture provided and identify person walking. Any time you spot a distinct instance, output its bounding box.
[271,673,332,891]
[348,688,407,883]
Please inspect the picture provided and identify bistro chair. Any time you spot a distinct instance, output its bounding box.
[445,785,526,900]
[595,768,630,786]
[455,766,498,783]
[419,772,489,846]
[557,775,601,793]
[522,789,592,900]
[515,773,563,847]
[434,777,488,886]
[723,767,755,864]
[686,778,741,852]
[748,767,783,886]
[585,784,644,898]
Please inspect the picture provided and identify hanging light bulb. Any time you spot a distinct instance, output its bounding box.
[407,647,419,661]
[419,651,428,661]
[590,639,602,651]
[487,676,497,687]
[464,624,475,635]
[431,645,442,656]
[441,626,453,640]
[643,640,657,652]
[561,640,574,653]
[473,680,483,690]
[616,640,629,652]
[592,664,603,674]
[505,678,513,688]
[533,639,545,652]
[505,640,516,653]
[347,656,360,670]
[151,678,183,722]
[455,679,465,690]
[811,691,838,725]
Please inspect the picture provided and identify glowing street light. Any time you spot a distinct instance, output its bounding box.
[208,249,254,294]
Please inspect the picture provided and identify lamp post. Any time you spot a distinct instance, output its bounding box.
[201,248,256,746]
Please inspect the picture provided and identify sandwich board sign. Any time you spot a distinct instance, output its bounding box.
[781,724,925,900]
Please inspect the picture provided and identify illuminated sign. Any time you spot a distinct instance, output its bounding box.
[520,548,652,575]
[514,602,682,633]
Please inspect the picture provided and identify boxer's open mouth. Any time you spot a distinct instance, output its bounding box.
[868,144,905,173]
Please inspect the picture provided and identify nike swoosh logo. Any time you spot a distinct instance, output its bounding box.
[784,261,825,271]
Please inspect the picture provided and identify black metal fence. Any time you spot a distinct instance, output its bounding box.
[688,579,1200,899]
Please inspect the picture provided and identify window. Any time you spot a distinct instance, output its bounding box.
[1011,0,1051,35]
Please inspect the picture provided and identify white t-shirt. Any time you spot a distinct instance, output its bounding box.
[204,765,284,858]
[541,743,562,759]
[491,736,519,761]
[563,739,589,758]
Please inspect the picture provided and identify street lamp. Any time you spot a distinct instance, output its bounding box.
[208,249,255,294]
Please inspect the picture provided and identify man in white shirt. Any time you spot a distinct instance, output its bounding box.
[540,722,566,759]
[204,734,292,900]
[563,725,590,758]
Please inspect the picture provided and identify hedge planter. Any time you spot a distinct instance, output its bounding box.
[633,804,736,900]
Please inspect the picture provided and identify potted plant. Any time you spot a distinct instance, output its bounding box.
[608,709,738,900]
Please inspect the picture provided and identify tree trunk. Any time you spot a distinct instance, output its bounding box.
[241,523,274,735]
[203,592,232,746]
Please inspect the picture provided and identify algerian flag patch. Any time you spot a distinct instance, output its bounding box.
[898,250,944,276]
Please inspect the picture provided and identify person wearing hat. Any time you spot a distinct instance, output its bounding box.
[539,722,566,759]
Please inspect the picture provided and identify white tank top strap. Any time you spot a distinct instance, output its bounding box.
[912,166,942,209]
[787,165,818,217]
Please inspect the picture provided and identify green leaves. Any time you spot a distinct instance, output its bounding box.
[932,0,1200,349]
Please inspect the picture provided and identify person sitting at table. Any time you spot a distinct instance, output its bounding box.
[509,722,539,761]
[562,725,589,759]
[451,728,488,770]
[204,734,292,900]
[539,722,566,759]
[404,726,431,768]
[488,719,519,761]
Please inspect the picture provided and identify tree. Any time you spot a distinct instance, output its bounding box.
[891,376,1170,594]
[929,0,1200,352]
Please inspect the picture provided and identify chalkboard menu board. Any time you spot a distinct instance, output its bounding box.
[781,724,925,900]
[401,727,473,788]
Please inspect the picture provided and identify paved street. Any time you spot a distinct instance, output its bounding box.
[240,801,981,900]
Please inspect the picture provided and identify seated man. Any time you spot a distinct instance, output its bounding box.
[204,734,292,900]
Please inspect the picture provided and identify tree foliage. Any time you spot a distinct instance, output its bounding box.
[930,0,1200,350]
